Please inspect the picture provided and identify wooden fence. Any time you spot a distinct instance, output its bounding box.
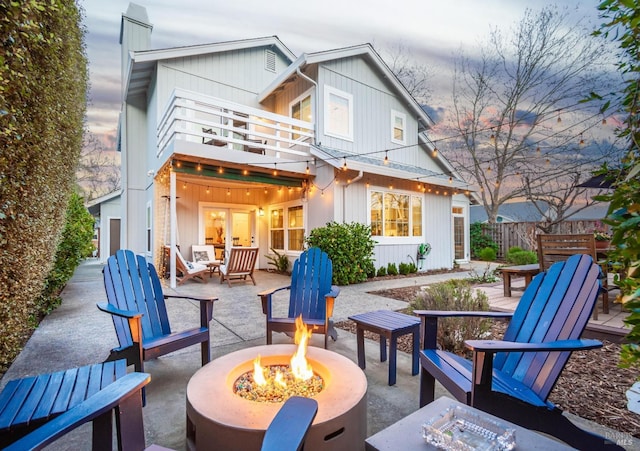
[481,220,605,259]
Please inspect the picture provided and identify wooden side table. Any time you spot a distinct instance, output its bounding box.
[498,264,540,297]
[348,310,420,386]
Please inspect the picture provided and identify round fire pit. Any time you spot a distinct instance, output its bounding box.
[186,344,367,451]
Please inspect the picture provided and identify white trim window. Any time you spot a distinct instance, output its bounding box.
[370,189,423,240]
[290,90,313,141]
[391,110,406,144]
[324,86,353,141]
[269,202,306,252]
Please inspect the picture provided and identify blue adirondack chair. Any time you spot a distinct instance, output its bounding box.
[416,254,623,450]
[98,249,217,374]
[259,248,339,349]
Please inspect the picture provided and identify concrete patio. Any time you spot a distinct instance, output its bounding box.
[1,258,636,450]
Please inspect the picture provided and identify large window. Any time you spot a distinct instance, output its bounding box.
[324,86,353,140]
[391,110,406,144]
[290,91,312,141]
[370,190,423,238]
[269,203,305,251]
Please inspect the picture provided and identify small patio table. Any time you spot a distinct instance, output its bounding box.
[348,310,420,386]
[498,263,540,297]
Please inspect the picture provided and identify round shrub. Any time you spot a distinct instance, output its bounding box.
[477,247,497,261]
[506,249,538,265]
[377,266,387,277]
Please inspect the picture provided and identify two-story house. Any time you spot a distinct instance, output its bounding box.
[118,3,472,286]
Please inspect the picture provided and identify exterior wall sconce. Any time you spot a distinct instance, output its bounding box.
[258,207,264,216]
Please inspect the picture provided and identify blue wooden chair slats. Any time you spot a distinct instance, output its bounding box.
[3,372,150,451]
[0,360,127,447]
[260,396,318,451]
[98,249,217,375]
[260,248,339,349]
[417,254,623,450]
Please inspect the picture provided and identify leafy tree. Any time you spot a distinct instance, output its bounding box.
[0,0,88,372]
[441,6,622,223]
[592,0,640,369]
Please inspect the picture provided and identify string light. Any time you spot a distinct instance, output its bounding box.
[246,189,250,196]
[579,134,585,146]
[432,148,438,158]
[342,157,348,171]
[264,187,268,194]
[243,169,248,175]
[226,188,230,196]
[489,133,495,142]
[306,162,310,174]
[196,162,202,171]
[383,151,389,165]
[602,117,607,125]
[218,166,223,174]
[448,176,452,184]
[273,163,278,176]
[206,186,210,194]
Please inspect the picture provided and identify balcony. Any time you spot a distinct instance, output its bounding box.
[157,88,315,169]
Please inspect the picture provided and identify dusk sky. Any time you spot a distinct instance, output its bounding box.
[80,0,605,151]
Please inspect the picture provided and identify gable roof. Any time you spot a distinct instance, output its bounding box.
[124,36,296,100]
[258,43,434,131]
[470,200,551,223]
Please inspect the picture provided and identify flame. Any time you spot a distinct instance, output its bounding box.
[251,315,314,387]
[253,355,267,386]
[290,315,314,381]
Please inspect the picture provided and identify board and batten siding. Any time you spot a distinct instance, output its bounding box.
[155,47,290,114]
[315,57,418,153]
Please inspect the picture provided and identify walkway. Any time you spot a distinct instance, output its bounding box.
[0,259,635,450]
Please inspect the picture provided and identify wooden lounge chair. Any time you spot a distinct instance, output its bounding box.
[5,376,316,451]
[98,249,217,376]
[537,233,608,319]
[417,254,623,450]
[165,245,209,285]
[259,248,339,349]
[219,246,259,287]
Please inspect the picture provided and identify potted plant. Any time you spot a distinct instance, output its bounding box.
[592,223,612,250]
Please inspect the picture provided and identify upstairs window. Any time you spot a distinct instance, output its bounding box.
[391,110,406,144]
[324,86,353,141]
[290,91,312,141]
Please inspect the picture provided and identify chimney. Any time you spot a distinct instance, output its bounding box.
[120,3,152,97]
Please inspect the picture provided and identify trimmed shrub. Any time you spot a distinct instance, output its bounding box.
[305,222,376,285]
[506,247,538,265]
[387,262,398,276]
[364,260,376,279]
[376,266,387,277]
[408,280,491,355]
[477,247,497,261]
[0,0,88,372]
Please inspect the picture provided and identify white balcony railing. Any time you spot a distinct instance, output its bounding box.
[157,88,315,160]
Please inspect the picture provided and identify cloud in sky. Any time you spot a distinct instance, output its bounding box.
[80,0,604,148]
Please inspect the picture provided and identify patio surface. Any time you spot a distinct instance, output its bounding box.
[1,258,636,450]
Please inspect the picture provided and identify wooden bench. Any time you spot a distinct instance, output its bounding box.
[348,310,420,386]
[0,360,128,448]
[498,263,540,297]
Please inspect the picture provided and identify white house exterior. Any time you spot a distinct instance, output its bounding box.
[118,3,472,286]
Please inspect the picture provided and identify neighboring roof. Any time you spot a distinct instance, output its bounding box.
[125,36,296,100]
[564,203,610,221]
[86,190,122,216]
[258,44,434,130]
[470,200,550,223]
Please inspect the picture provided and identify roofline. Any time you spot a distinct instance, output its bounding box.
[258,43,434,129]
[131,36,296,64]
[86,189,122,208]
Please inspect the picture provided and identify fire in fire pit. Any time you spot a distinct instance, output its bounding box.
[234,316,324,402]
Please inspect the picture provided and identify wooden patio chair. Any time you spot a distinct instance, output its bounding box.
[3,372,151,451]
[5,375,316,451]
[165,245,209,285]
[259,248,340,349]
[98,249,217,376]
[537,233,608,319]
[416,254,623,450]
[219,246,259,287]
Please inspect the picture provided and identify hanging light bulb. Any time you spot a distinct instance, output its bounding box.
[288,186,293,192]
[579,134,585,146]
[487,166,492,173]
[432,148,438,158]
[489,133,495,142]
[182,182,187,189]
[264,187,268,194]
[321,190,324,197]
[306,162,310,174]
[536,146,541,155]
[243,169,248,176]
[273,163,278,176]
[557,115,562,123]
[545,158,550,165]
[218,166,223,174]
[602,117,607,125]
[176,160,182,168]
[342,157,348,171]
[227,188,231,196]
[206,186,210,194]
[196,162,202,171]
[246,189,250,196]
[448,176,453,184]
[384,151,389,165]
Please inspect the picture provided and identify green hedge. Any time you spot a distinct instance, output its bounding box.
[0,1,88,372]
